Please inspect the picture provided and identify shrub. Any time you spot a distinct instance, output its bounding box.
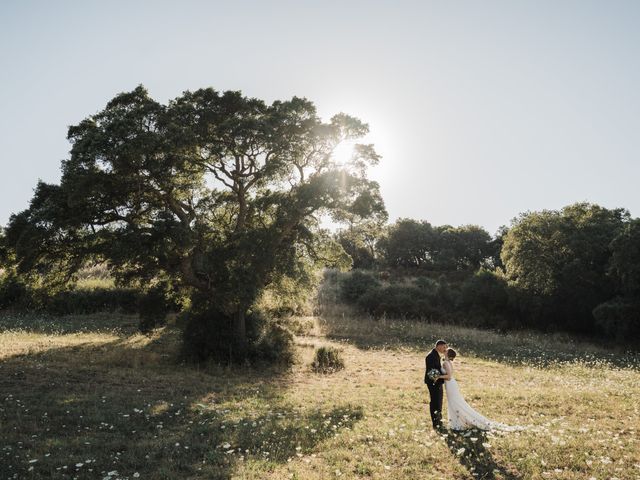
[413,276,456,308]
[287,316,315,335]
[356,284,444,319]
[459,270,509,313]
[252,318,296,365]
[181,307,296,365]
[0,274,31,309]
[339,270,380,303]
[138,285,170,333]
[45,287,139,315]
[593,297,640,343]
[414,276,439,292]
[257,273,320,317]
[311,346,345,373]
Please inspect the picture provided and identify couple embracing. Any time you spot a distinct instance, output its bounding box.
[425,339,523,432]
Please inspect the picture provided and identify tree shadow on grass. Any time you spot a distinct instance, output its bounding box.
[0,326,364,480]
[0,310,140,335]
[441,429,521,480]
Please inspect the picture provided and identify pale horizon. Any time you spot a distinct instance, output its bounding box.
[2,1,640,236]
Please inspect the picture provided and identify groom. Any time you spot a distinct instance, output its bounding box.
[424,339,448,430]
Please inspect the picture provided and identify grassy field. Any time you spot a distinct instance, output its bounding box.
[1,305,639,480]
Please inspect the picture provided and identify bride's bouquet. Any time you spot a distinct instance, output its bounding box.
[427,368,441,383]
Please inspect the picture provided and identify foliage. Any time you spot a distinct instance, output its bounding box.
[138,283,170,333]
[433,224,494,270]
[378,219,494,270]
[181,306,295,365]
[286,316,315,335]
[378,218,436,268]
[251,317,297,366]
[0,272,32,310]
[413,275,455,307]
[458,269,512,328]
[335,221,385,269]
[0,226,8,268]
[4,85,385,357]
[357,284,440,319]
[0,270,138,314]
[592,297,640,343]
[459,270,509,314]
[608,218,640,297]
[487,225,509,270]
[311,346,345,373]
[46,287,139,315]
[256,259,322,317]
[339,270,380,303]
[501,202,628,333]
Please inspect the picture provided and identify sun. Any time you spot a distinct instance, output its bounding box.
[319,100,396,182]
[332,139,358,168]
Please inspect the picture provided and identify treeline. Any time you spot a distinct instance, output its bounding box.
[331,202,640,344]
[337,220,501,271]
[2,201,639,344]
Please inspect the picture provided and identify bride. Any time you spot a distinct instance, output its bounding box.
[438,348,523,431]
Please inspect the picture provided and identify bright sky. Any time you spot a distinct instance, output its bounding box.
[2,1,639,235]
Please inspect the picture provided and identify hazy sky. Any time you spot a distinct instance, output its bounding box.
[2,1,639,235]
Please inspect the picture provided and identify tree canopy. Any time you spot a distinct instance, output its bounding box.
[377,219,494,270]
[4,85,386,347]
[501,202,629,332]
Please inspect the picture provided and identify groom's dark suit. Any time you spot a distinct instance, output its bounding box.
[424,348,444,429]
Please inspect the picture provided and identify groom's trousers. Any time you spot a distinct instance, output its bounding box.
[427,381,443,428]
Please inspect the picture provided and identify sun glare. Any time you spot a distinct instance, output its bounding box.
[332,139,357,168]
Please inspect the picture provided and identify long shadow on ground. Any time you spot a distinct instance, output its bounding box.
[439,428,522,480]
[0,322,363,480]
[0,311,140,335]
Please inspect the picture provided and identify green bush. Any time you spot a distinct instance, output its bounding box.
[0,274,32,309]
[339,270,380,303]
[311,346,345,373]
[413,276,439,293]
[287,316,315,335]
[356,284,444,319]
[138,285,170,333]
[593,298,640,342]
[413,276,457,308]
[459,270,509,313]
[181,307,296,365]
[252,318,296,365]
[257,272,319,317]
[46,287,139,315]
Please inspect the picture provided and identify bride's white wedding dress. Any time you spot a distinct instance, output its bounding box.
[442,360,522,432]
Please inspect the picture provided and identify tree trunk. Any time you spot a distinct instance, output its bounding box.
[234,308,248,358]
[234,308,246,339]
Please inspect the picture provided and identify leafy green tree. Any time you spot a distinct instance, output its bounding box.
[501,202,628,332]
[378,218,436,268]
[379,220,493,271]
[4,86,386,353]
[434,225,493,270]
[335,220,386,269]
[608,218,640,297]
[0,227,7,267]
[487,225,509,270]
[458,269,510,320]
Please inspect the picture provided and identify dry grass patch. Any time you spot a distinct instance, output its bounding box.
[1,309,639,479]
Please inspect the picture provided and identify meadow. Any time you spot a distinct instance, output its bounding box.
[1,303,639,479]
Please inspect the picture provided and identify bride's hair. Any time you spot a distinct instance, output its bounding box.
[446,348,457,360]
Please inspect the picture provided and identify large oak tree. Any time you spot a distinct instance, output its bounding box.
[4,86,386,347]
